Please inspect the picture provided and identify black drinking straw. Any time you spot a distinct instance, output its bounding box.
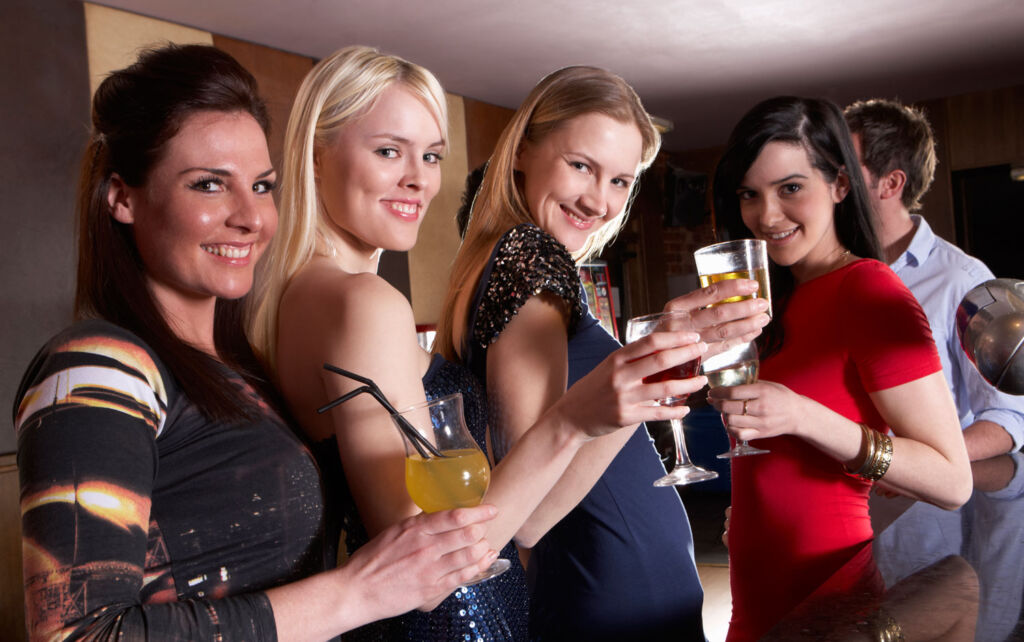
[317,363,444,459]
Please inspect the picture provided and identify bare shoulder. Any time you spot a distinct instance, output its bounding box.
[281,259,414,331]
[274,259,426,436]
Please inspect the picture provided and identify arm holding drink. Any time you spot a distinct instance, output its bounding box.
[703,258,969,510]
[709,372,972,509]
[703,258,970,509]
[499,278,770,529]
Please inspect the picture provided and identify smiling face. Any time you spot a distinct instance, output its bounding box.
[110,110,277,316]
[514,112,643,253]
[315,84,444,258]
[737,141,849,282]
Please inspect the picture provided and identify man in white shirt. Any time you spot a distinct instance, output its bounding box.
[845,98,1024,460]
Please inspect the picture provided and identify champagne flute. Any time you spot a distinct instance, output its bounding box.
[694,239,772,317]
[701,341,769,457]
[393,393,510,585]
[626,310,719,486]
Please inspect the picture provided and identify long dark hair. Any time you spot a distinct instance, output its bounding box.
[75,43,272,422]
[711,96,881,357]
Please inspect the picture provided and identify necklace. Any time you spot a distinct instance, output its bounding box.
[835,247,852,266]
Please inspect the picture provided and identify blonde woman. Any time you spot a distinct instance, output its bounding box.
[248,47,715,640]
[434,66,771,640]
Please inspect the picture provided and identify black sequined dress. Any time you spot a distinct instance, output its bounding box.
[333,354,529,641]
[464,223,705,641]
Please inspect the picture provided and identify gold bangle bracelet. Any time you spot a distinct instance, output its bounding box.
[863,432,893,482]
[847,424,893,482]
[848,423,876,476]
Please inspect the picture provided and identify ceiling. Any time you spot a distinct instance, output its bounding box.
[97,0,1024,152]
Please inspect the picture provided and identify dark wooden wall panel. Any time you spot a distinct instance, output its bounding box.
[463,97,514,171]
[1,455,23,639]
[917,98,957,244]
[946,85,1024,171]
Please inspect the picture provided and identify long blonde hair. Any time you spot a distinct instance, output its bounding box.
[434,65,660,361]
[247,45,448,372]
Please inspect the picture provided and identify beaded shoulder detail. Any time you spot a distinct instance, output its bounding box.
[473,223,583,348]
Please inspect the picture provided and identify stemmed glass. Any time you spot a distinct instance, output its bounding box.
[701,341,769,458]
[626,310,719,486]
[392,393,511,585]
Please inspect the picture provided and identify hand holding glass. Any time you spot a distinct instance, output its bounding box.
[701,341,768,457]
[625,310,719,486]
[694,239,772,317]
[392,393,510,585]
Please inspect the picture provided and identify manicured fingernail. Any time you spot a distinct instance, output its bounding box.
[755,298,769,310]
[697,341,709,353]
[741,280,759,292]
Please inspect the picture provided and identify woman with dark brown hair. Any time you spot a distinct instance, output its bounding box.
[13,43,498,641]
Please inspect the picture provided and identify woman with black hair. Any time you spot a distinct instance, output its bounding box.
[706,96,971,641]
[13,43,498,641]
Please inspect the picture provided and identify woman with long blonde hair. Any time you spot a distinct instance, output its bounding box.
[435,66,771,640]
[248,47,717,640]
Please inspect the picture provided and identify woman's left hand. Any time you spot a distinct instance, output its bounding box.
[706,379,815,442]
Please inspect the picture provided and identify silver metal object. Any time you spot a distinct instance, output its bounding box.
[956,278,1024,395]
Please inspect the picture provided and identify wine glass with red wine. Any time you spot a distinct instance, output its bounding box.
[626,310,719,486]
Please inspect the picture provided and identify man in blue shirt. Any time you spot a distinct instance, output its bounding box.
[845,98,1024,460]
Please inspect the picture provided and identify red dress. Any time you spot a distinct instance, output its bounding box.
[726,260,941,641]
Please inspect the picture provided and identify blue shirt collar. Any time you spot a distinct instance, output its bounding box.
[894,214,936,269]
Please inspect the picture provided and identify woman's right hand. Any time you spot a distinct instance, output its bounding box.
[339,505,498,621]
[267,505,499,641]
[554,329,708,439]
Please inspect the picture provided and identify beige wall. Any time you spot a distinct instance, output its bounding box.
[409,94,469,326]
[84,3,213,96]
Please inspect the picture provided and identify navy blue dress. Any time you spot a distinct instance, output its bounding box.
[329,354,529,641]
[464,224,705,641]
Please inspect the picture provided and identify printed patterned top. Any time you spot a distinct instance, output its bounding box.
[13,319,327,640]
